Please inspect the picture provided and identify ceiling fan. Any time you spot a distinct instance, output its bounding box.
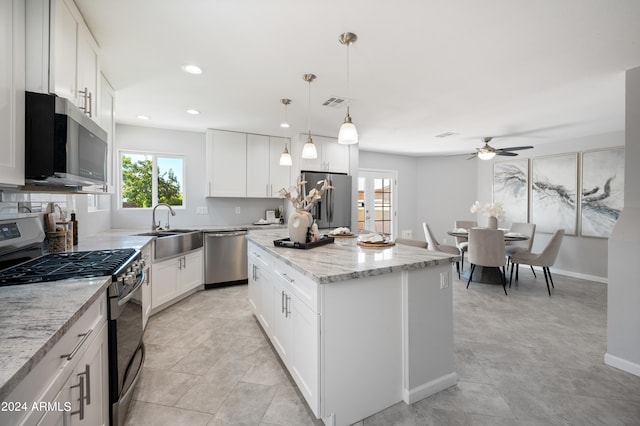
[467,137,533,160]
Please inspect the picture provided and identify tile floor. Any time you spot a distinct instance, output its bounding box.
[125,267,640,426]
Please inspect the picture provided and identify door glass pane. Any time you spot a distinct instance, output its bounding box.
[374,178,392,236]
[357,177,366,232]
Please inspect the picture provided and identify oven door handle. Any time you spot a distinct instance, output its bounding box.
[118,270,145,307]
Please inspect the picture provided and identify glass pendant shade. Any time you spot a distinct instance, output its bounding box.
[477,150,496,160]
[301,136,318,159]
[338,111,358,145]
[279,146,292,166]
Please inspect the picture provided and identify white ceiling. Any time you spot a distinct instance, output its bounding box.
[75,0,640,156]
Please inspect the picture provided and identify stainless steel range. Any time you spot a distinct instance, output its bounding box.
[0,217,145,426]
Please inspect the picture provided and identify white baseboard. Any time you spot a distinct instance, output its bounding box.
[402,372,458,405]
[528,266,608,284]
[604,353,640,377]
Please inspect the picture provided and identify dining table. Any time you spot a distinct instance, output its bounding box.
[447,228,529,284]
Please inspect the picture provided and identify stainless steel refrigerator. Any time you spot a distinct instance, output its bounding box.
[302,171,352,229]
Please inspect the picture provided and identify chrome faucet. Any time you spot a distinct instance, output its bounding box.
[152,203,176,231]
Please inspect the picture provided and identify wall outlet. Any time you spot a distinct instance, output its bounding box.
[235,206,241,214]
[401,229,413,239]
[196,206,208,215]
[440,271,450,289]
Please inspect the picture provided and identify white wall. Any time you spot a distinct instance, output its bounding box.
[476,131,624,281]
[112,124,283,230]
[606,66,640,376]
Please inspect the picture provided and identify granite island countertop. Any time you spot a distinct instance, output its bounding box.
[246,229,459,284]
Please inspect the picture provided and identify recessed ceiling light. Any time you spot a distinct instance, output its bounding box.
[280,122,290,128]
[181,64,203,75]
[186,109,200,115]
[137,115,150,120]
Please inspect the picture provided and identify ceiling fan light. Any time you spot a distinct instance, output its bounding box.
[279,146,292,166]
[477,150,496,160]
[338,113,358,145]
[301,136,318,159]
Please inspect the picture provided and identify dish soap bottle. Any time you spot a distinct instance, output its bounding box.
[70,211,78,246]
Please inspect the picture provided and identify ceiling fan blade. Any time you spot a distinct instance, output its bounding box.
[496,151,519,156]
[466,154,478,160]
[497,146,533,152]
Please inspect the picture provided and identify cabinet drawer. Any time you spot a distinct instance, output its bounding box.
[248,243,271,269]
[1,291,107,426]
[273,258,318,314]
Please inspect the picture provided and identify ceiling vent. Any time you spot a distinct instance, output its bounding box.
[435,132,459,138]
[322,97,347,108]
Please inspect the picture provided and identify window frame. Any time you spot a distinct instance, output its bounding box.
[118,150,186,210]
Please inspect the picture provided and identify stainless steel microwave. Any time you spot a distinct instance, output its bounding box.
[25,91,108,187]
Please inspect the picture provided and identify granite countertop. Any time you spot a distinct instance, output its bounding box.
[246,229,459,284]
[0,235,153,401]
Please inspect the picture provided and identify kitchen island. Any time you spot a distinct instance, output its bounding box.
[246,229,459,426]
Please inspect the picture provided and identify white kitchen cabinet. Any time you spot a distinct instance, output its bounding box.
[0,0,25,186]
[247,241,320,415]
[1,292,108,426]
[38,320,109,426]
[269,136,291,195]
[206,129,247,197]
[298,135,349,173]
[246,134,270,197]
[150,248,203,311]
[26,0,100,123]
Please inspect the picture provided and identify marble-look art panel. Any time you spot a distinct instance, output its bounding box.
[531,154,578,235]
[493,159,528,226]
[581,147,625,238]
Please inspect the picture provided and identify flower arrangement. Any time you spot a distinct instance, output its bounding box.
[279,177,332,212]
[470,201,505,220]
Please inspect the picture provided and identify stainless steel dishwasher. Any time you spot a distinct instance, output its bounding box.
[204,230,248,288]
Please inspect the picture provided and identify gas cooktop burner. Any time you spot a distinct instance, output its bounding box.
[0,248,137,286]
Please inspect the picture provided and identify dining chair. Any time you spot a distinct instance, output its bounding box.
[395,238,428,249]
[505,222,536,279]
[467,228,507,295]
[423,223,461,278]
[454,220,477,274]
[509,229,565,296]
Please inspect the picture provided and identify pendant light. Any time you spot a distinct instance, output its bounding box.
[279,98,293,166]
[338,32,358,145]
[301,73,318,159]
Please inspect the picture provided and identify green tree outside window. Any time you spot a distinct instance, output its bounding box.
[121,152,184,208]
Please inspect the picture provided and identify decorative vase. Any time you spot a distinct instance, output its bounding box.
[288,210,313,244]
[485,216,498,229]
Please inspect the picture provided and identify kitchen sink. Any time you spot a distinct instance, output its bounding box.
[134,229,203,260]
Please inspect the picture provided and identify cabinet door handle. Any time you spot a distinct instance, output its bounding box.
[87,91,93,117]
[281,290,286,313]
[281,273,295,284]
[70,375,86,420]
[77,364,91,405]
[266,184,269,196]
[286,295,291,317]
[60,329,93,361]
[270,184,273,197]
[252,264,257,281]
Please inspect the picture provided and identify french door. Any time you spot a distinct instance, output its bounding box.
[357,169,397,238]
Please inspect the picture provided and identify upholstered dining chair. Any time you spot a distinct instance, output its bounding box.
[395,238,428,249]
[454,220,477,274]
[509,229,565,296]
[505,222,537,278]
[467,228,508,295]
[423,223,461,278]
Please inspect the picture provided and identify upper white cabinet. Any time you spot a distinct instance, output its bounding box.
[206,129,247,197]
[246,134,270,197]
[0,0,25,187]
[207,130,291,198]
[27,0,101,123]
[298,134,350,174]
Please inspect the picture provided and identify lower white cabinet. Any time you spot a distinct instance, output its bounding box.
[150,248,203,311]
[247,242,320,415]
[1,292,108,426]
[37,320,109,426]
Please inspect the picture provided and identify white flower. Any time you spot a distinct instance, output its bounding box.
[470,201,505,220]
[278,178,332,212]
